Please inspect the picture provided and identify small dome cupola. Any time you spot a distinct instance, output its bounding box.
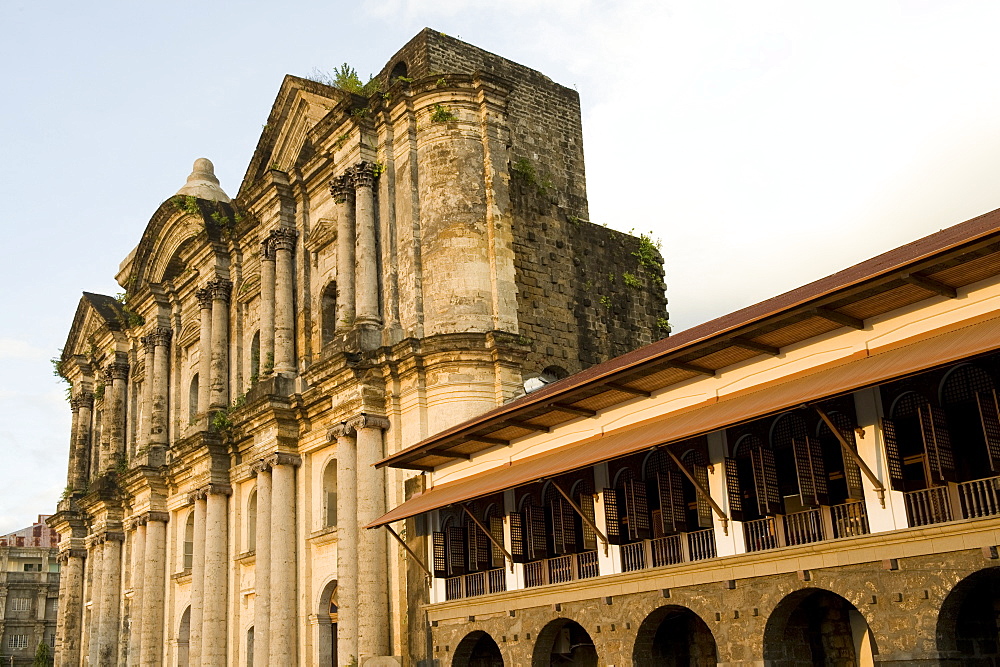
[175,157,231,203]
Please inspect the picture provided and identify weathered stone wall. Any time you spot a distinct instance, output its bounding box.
[429,549,1000,666]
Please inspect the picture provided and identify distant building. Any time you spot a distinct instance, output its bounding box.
[0,516,60,665]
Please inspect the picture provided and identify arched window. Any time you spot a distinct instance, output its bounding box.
[183,511,194,570]
[940,364,1000,480]
[321,282,338,349]
[771,413,826,510]
[189,374,199,421]
[250,331,260,381]
[390,61,408,80]
[246,626,254,667]
[323,460,338,527]
[884,390,955,491]
[247,490,257,552]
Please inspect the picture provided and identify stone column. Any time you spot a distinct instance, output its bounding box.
[268,453,300,664]
[140,336,154,449]
[260,240,276,374]
[86,535,104,666]
[331,175,356,330]
[71,393,94,490]
[140,512,168,667]
[332,424,358,665]
[207,279,232,409]
[105,361,129,472]
[55,547,86,667]
[189,493,207,667]
[349,413,390,659]
[149,327,172,447]
[97,531,124,665]
[196,288,213,416]
[201,485,230,667]
[67,398,81,489]
[251,463,271,667]
[351,163,380,326]
[270,228,298,374]
[127,520,146,666]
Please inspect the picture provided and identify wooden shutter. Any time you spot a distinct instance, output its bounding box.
[578,491,598,551]
[562,498,577,554]
[919,405,956,485]
[693,463,713,528]
[977,389,1000,473]
[723,457,745,522]
[549,498,576,555]
[831,414,864,501]
[446,525,466,576]
[466,523,489,572]
[432,531,447,578]
[509,512,526,563]
[793,437,829,507]
[489,515,506,569]
[880,417,906,491]
[656,471,687,534]
[603,488,623,545]
[622,479,651,541]
[524,504,548,561]
[751,447,782,516]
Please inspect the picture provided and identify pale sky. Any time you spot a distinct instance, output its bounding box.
[2,0,1000,533]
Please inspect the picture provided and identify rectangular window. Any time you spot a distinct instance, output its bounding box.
[8,634,28,649]
[11,598,30,611]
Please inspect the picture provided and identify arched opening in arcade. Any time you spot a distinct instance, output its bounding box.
[531,618,597,666]
[177,605,191,667]
[763,588,875,665]
[452,630,504,667]
[937,567,1000,662]
[632,605,717,666]
[316,579,339,666]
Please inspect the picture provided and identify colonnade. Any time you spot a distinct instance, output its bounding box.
[257,228,298,376]
[330,161,381,333]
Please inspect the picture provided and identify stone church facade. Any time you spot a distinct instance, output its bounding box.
[47,31,668,666]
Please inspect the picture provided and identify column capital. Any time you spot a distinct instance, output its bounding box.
[347,412,390,432]
[189,483,233,503]
[269,227,298,252]
[350,161,378,189]
[328,422,356,440]
[56,548,87,564]
[330,174,354,204]
[90,530,124,545]
[207,278,233,301]
[196,287,214,310]
[149,327,173,348]
[103,362,129,382]
[249,458,271,475]
[266,452,302,469]
[71,392,94,411]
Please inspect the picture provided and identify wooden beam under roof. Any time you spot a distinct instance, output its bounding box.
[504,420,550,433]
[550,403,597,417]
[902,273,958,298]
[464,436,509,447]
[605,382,652,397]
[664,360,716,376]
[729,337,780,356]
[811,307,864,330]
[426,448,471,460]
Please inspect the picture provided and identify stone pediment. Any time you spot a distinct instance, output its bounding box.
[63,293,126,360]
[305,217,337,253]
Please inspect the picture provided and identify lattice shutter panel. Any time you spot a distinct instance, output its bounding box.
[919,405,956,485]
[808,436,830,505]
[466,523,480,572]
[622,479,651,541]
[793,438,820,507]
[489,515,506,569]
[723,458,745,522]
[578,491,598,551]
[524,504,548,561]
[432,531,447,578]
[977,389,1000,473]
[509,512,526,563]
[446,525,466,576]
[656,471,686,534]
[880,417,906,491]
[603,488,623,544]
[549,498,568,555]
[831,413,865,501]
[693,463,713,528]
[562,498,577,554]
[751,447,782,516]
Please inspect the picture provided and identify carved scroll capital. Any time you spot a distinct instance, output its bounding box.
[207,278,233,302]
[330,174,354,204]
[328,422,356,441]
[196,287,214,310]
[104,362,130,382]
[269,227,299,253]
[347,412,390,432]
[266,452,302,469]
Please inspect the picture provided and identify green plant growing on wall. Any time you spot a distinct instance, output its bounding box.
[622,272,641,289]
[371,161,386,177]
[657,317,672,333]
[600,295,612,308]
[333,132,352,151]
[632,232,662,274]
[511,158,553,196]
[308,64,382,97]
[51,349,72,402]
[115,292,145,329]
[93,382,105,402]
[430,104,457,123]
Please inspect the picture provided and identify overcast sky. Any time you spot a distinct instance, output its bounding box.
[2,0,999,533]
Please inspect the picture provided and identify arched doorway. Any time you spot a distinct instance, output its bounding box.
[316,579,338,666]
[177,606,191,667]
[763,589,875,665]
[453,630,503,667]
[937,567,1000,662]
[532,618,598,666]
[633,605,717,665]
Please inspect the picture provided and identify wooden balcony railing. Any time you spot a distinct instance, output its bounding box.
[444,567,506,600]
[650,534,683,568]
[959,476,1000,519]
[524,551,601,588]
[905,486,953,527]
[621,541,647,572]
[831,500,870,538]
[743,516,779,552]
[783,508,824,547]
[687,528,717,561]
[621,529,719,571]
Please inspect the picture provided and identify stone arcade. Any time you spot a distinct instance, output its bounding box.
[47,31,667,666]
